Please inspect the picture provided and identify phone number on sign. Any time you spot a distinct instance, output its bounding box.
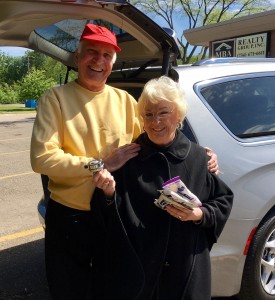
[237,51,266,57]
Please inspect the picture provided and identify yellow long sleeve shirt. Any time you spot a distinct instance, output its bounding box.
[30,81,142,210]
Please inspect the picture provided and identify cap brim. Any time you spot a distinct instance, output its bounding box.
[81,36,121,52]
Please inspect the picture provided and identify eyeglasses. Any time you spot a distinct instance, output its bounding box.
[143,108,175,121]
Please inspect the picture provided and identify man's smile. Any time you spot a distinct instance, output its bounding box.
[88,65,103,72]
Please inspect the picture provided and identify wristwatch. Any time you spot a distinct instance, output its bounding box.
[84,159,104,175]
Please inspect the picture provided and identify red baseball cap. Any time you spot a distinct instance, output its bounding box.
[80,23,121,52]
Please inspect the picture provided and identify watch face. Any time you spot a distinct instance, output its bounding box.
[85,159,104,174]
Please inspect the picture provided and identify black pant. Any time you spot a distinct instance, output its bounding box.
[45,199,101,300]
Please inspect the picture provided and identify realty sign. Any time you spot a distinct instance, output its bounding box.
[211,32,269,58]
[236,33,267,57]
[212,39,235,57]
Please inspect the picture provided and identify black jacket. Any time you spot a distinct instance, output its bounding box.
[91,131,233,300]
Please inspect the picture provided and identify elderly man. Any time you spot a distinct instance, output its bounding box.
[31,24,142,299]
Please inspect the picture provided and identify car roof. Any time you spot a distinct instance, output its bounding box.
[0,0,180,72]
[175,58,275,83]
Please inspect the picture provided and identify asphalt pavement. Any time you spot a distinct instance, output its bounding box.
[0,112,51,300]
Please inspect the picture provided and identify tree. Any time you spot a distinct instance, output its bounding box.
[19,68,56,102]
[18,50,77,84]
[0,82,19,104]
[0,50,77,103]
[129,0,274,64]
[42,55,78,84]
[0,52,25,85]
[22,51,47,73]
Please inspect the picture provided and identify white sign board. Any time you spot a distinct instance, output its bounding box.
[236,33,267,58]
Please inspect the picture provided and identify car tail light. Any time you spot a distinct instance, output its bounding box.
[243,227,257,255]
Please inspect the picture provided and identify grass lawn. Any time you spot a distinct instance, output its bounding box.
[0,105,36,113]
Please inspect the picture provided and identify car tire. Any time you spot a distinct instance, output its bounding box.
[238,211,275,300]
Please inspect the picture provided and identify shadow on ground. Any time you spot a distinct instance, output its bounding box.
[0,239,50,300]
[0,238,237,300]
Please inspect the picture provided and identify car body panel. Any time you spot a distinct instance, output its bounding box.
[175,61,275,296]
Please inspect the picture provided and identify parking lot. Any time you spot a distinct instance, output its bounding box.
[0,111,236,300]
[0,112,51,300]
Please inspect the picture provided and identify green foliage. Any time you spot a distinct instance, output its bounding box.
[20,51,47,76]
[18,68,56,102]
[0,53,25,85]
[0,83,19,104]
[0,49,77,103]
[42,56,78,84]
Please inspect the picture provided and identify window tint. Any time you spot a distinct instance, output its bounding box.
[181,119,197,143]
[201,76,275,138]
[35,19,132,53]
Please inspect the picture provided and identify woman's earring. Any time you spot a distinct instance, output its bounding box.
[177,122,182,129]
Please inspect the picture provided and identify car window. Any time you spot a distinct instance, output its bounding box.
[181,119,197,143]
[200,76,275,138]
[35,19,132,53]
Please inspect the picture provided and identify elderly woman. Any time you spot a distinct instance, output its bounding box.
[91,76,233,300]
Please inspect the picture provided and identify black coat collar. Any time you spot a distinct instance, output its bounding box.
[136,129,191,161]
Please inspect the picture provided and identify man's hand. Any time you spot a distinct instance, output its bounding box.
[205,147,219,175]
[93,169,115,198]
[103,143,141,172]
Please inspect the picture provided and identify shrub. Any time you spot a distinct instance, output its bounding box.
[0,83,19,104]
[19,68,56,102]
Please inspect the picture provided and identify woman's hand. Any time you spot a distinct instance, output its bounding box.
[92,169,115,199]
[165,204,203,222]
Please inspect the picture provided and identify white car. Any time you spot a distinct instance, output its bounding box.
[174,58,275,299]
[1,1,275,299]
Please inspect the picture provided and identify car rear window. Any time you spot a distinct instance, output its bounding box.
[200,76,275,138]
[35,19,133,53]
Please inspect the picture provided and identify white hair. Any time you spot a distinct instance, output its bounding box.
[137,76,188,122]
